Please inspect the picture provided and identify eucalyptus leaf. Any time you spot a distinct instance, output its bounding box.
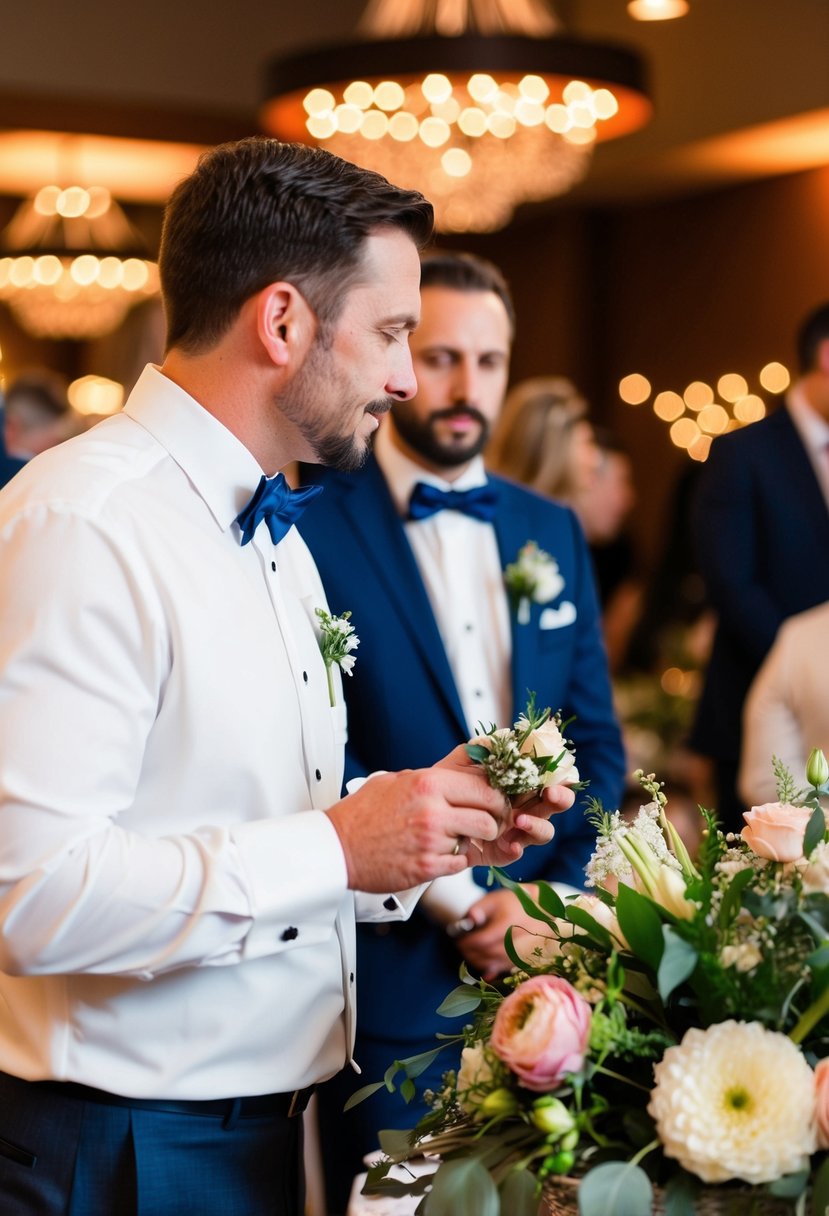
[662,1169,698,1215]
[493,867,557,929]
[657,925,698,1001]
[377,1127,417,1158]
[504,925,542,974]
[615,883,665,970]
[577,1161,653,1216]
[343,1080,386,1111]
[810,1153,829,1216]
[804,803,827,857]
[767,1168,809,1198]
[499,1167,539,1216]
[423,1157,501,1216]
[536,879,566,919]
[566,905,613,947]
[466,743,491,763]
[436,984,483,1018]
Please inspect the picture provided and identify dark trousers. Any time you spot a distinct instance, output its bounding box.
[0,1071,305,1215]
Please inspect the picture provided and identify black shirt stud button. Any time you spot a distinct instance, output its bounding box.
[281,926,299,942]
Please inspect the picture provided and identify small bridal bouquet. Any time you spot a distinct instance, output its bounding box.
[465,695,581,798]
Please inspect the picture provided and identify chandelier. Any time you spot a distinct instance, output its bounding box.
[0,184,159,340]
[260,0,651,232]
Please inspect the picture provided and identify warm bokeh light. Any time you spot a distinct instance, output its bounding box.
[733,394,767,424]
[717,372,749,402]
[619,373,652,405]
[688,433,713,462]
[697,403,730,435]
[660,666,697,697]
[628,0,689,18]
[653,391,685,422]
[68,375,125,416]
[670,417,701,449]
[683,380,714,411]
[759,361,791,394]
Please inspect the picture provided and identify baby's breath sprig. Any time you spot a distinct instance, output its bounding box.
[315,607,359,708]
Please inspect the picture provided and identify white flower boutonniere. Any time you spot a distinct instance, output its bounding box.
[466,693,581,797]
[504,541,564,625]
[315,607,359,707]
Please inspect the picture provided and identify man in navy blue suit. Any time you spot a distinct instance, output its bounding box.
[690,301,829,831]
[299,251,625,1213]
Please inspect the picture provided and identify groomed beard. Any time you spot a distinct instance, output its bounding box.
[276,335,393,472]
[390,402,490,469]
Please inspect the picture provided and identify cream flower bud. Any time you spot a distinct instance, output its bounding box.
[531,1096,576,1136]
[807,747,829,789]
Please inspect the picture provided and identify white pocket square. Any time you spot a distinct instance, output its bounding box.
[539,601,577,630]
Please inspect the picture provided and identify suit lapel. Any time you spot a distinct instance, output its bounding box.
[774,408,829,545]
[492,485,538,720]
[334,458,469,737]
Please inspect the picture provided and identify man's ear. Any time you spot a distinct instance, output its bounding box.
[256,282,315,368]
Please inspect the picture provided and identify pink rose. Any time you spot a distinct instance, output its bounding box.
[489,975,591,1092]
[741,802,813,862]
[815,1059,829,1150]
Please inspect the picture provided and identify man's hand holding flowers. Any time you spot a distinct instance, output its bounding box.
[326,742,567,896]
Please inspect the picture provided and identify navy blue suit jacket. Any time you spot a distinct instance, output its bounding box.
[691,405,829,762]
[299,455,624,1044]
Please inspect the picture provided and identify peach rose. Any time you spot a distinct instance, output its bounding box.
[741,802,812,862]
[816,1059,829,1150]
[490,974,591,1092]
[519,718,580,787]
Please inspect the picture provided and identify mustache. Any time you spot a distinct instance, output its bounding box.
[429,403,488,427]
[364,398,395,416]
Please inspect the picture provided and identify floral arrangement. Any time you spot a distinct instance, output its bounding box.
[466,696,580,797]
[504,541,564,625]
[360,749,829,1216]
[315,607,359,706]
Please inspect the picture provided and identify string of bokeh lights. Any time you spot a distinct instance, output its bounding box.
[619,361,791,460]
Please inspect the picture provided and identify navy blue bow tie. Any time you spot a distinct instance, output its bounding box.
[235,474,323,546]
[408,480,498,523]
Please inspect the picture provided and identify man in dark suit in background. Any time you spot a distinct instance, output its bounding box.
[299,251,625,1213]
[690,301,829,830]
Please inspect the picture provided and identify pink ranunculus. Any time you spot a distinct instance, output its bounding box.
[741,802,813,862]
[815,1059,829,1149]
[489,974,591,1092]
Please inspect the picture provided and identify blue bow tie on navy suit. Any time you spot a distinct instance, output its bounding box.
[235,473,323,546]
[407,480,498,523]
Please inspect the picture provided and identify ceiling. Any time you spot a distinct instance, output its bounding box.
[0,0,827,217]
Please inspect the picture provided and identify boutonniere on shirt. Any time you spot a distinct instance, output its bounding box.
[503,540,564,625]
[315,607,360,707]
[465,693,581,797]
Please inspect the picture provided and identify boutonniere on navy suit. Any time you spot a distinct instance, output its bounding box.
[504,539,577,627]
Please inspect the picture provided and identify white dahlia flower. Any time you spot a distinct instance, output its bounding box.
[648,1021,817,1184]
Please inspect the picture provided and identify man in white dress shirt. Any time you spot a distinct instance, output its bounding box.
[0,139,565,1216]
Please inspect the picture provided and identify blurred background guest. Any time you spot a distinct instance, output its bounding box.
[3,369,74,460]
[689,301,829,832]
[739,602,829,808]
[487,374,599,506]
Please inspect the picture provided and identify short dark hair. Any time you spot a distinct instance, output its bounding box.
[419,250,516,336]
[160,138,434,353]
[795,301,829,374]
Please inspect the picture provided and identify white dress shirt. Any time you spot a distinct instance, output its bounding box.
[374,422,512,735]
[0,364,416,1099]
